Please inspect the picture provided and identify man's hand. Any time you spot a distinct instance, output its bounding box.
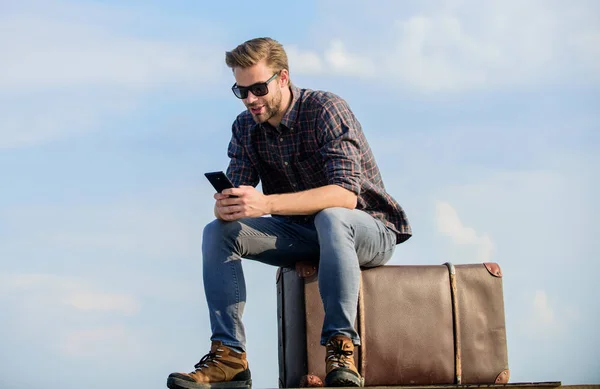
[214,185,271,221]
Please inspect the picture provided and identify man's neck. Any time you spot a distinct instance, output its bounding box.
[267,86,293,127]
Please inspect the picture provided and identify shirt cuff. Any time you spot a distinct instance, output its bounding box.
[329,176,361,196]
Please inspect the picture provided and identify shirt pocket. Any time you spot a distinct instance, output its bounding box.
[294,152,328,189]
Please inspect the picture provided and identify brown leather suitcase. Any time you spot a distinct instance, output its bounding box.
[276,262,510,387]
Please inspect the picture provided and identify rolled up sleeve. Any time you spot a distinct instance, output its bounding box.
[317,100,362,196]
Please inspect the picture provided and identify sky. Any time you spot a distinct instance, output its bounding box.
[0,0,599,388]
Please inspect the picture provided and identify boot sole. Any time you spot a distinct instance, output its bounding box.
[325,370,364,387]
[167,376,252,389]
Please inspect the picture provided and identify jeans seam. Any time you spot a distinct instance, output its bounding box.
[237,234,315,245]
[354,223,395,247]
[230,260,240,342]
[233,218,316,242]
[354,223,396,267]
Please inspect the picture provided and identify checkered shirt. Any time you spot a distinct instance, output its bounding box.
[225,85,412,244]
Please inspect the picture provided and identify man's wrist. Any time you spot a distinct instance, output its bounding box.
[265,194,276,215]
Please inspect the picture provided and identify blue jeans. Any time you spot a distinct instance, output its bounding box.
[202,207,397,350]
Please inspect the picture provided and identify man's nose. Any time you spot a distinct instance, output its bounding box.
[244,91,258,104]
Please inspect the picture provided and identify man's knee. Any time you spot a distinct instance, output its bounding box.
[202,218,242,245]
[314,207,353,232]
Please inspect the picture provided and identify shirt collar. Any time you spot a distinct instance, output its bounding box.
[279,84,301,131]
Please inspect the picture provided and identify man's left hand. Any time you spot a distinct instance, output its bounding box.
[216,185,271,221]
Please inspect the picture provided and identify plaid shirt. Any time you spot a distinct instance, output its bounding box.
[226,85,412,244]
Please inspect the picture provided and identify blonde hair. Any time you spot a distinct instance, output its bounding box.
[225,37,290,84]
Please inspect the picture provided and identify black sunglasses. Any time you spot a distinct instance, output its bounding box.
[232,72,279,99]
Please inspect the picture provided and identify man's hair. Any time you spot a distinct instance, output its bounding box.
[225,37,290,84]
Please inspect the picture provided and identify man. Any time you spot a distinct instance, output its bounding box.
[167,37,411,389]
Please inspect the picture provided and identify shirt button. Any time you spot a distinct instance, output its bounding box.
[284,162,289,166]
[280,138,283,142]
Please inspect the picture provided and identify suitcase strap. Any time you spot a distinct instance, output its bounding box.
[444,262,462,385]
[294,261,466,385]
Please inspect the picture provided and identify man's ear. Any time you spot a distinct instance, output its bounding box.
[279,69,290,87]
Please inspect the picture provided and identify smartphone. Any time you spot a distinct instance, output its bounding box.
[204,171,235,193]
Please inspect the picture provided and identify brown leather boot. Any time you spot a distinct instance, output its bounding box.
[324,335,364,387]
[167,341,252,389]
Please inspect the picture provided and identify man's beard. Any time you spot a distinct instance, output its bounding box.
[247,88,282,123]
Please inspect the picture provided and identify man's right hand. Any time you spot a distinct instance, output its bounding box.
[214,192,239,220]
[214,193,227,220]
[214,186,272,221]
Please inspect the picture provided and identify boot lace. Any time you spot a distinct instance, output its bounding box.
[194,348,224,371]
[326,339,353,368]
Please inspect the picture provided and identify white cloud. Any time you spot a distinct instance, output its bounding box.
[0,10,222,91]
[324,40,376,78]
[286,46,325,75]
[0,272,155,361]
[435,200,494,261]
[0,184,214,304]
[294,0,600,91]
[0,90,138,149]
[0,1,225,149]
[532,290,555,326]
[60,325,151,359]
[66,293,139,316]
[524,290,579,338]
[388,14,501,91]
[2,201,204,260]
[0,192,214,367]
[288,40,375,78]
[0,273,79,291]
[0,273,141,315]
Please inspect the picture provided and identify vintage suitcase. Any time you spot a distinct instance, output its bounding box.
[276,262,510,387]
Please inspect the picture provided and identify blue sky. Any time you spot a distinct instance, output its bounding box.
[1,0,599,388]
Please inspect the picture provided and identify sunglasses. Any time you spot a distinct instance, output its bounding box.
[231,72,279,99]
